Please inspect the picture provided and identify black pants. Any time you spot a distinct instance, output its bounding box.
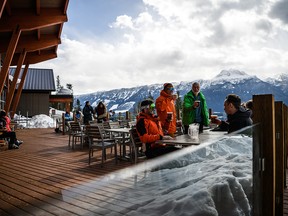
[0,131,16,148]
[184,122,204,134]
[145,145,178,159]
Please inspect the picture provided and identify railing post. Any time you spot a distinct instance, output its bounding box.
[274,101,284,216]
[253,94,275,216]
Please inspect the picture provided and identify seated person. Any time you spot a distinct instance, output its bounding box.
[136,99,178,159]
[75,110,83,122]
[0,110,22,149]
[211,94,252,133]
[64,111,73,127]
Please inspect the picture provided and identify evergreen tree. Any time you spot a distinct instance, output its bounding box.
[56,75,63,91]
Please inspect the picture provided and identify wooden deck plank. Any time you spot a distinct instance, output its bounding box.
[0,128,143,215]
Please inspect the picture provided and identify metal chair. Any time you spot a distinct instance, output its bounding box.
[67,121,87,149]
[85,125,117,166]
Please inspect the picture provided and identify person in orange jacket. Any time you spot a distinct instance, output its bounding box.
[136,99,178,159]
[156,83,177,136]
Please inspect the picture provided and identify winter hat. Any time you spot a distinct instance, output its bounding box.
[140,99,155,110]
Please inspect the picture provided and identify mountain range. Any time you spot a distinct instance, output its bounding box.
[74,69,288,116]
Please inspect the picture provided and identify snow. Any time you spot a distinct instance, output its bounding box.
[13,108,69,128]
[63,134,253,216]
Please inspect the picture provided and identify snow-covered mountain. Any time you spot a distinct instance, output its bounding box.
[74,69,288,115]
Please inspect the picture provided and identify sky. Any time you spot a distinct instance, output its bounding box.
[35,0,288,95]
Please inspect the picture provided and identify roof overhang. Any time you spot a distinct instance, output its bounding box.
[0,0,69,65]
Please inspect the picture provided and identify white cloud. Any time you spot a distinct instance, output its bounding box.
[35,0,288,95]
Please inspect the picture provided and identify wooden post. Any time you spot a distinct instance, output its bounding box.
[62,112,65,135]
[284,105,288,187]
[274,101,284,216]
[253,94,275,216]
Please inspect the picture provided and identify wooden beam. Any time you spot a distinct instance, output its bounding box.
[0,34,61,53]
[275,101,284,216]
[0,25,21,95]
[0,8,67,32]
[0,0,7,18]
[36,0,40,15]
[63,0,69,15]
[4,49,26,112]
[11,50,57,65]
[10,63,29,119]
[49,98,73,103]
[253,94,275,216]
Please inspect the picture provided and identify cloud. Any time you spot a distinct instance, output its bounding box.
[35,0,288,95]
[269,0,288,24]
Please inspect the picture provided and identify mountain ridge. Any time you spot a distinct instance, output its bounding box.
[74,69,288,114]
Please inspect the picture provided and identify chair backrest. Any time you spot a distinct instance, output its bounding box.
[129,128,143,148]
[109,122,120,129]
[68,121,82,133]
[85,125,103,141]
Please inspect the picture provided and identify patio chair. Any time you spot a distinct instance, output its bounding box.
[108,121,132,158]
[67,121,87,149]
[85,125,117,167]
[129,128,146,164]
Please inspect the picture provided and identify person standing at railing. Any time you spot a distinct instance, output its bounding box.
[211,94,252,133]
[82,101,94,125]
[95,101,108,123]
[136,99,178,159]
[182,82,210,134]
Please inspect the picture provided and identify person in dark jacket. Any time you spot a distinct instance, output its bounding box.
[82,101,94,125]
[211,94,252,133]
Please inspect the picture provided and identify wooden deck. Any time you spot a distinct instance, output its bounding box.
[0,128,136,216]
[1,128,288,215]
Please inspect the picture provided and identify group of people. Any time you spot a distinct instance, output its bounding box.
[82,101,109,125]
[0,110,23,150]
[135,82,253,159]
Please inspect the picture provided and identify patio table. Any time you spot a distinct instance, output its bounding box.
[104,128,131,160]
[156,130,227,146]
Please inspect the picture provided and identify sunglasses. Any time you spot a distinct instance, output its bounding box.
[167,87,174,91]
[141,103,155,110]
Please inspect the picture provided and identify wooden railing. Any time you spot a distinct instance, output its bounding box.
[253,94,288,216]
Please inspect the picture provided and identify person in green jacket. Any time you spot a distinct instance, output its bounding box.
[182,82,210,134]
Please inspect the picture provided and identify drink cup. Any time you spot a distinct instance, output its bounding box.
[210,115,218,120]
[167,112,173,121]
[195,100,200,108]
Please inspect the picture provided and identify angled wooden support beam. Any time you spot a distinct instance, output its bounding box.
[4,49,26,112]
[0,0,7,18]
[10,63,29,119]
[0,25,21,94]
